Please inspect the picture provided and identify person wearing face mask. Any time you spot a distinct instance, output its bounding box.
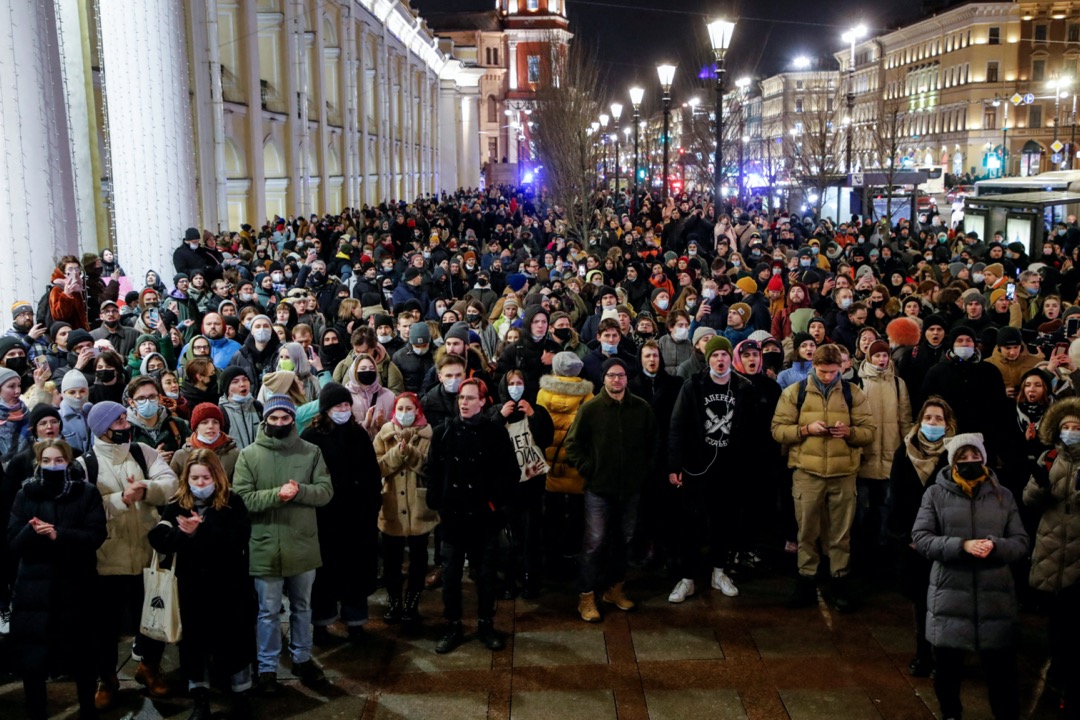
[346,354,396,437]
[125,376,191,466]
[173,227,214,280]
[170,402,239,479]
[301,383,381,645]
[78,401,179,708]
[580,286,620,343]
[277,341,321,403]
[8,439,105,720]
[887,397,957,679]
[217,367,262,449]
[148,450,255,720]
[374,392,438,624]
[657,310,694,374]
[233,395,334,695]
[392,322,436,394]
[228,314,282,396]
[912,433,1027,720]
[1024,397,1080,710]
[491,370,555,600]
[58,370,92,453]
[496,307,561,400]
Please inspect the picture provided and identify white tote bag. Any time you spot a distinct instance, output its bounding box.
[141,550,182,643]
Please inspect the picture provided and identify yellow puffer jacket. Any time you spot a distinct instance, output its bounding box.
[537,374,594,493]
[856,360,912,481]
[771,375,876,478]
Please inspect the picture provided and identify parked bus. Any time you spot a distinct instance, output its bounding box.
[916,165,946,195]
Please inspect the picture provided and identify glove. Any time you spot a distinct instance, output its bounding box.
[1032,464,1051,488]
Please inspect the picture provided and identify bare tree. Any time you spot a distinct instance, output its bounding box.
[529,37,605,241]
[866,68,907,223]
[783,85,845,216]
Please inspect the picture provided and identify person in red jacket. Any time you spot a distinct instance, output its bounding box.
[49,256,89,331]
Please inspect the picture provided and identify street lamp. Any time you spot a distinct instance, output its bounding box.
[656,63,677,201]
[707,18,736,204]
[629,86,644,200]
[611,102,624,197]
[841,24,867,173]
[599,112,610,186]
[735,76,751,206]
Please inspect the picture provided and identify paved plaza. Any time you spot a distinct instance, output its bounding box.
[0,562,1061,720]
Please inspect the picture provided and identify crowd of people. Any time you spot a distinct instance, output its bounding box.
[2,183,1080,720]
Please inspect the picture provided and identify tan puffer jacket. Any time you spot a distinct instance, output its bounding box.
[537,374,593,493]
[856,360,913,481]
[1025,442,1080,593]
[374,421,438,537]
[771,376,876,478]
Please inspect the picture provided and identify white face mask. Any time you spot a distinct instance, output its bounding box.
[508,385,525,401]
[329,409,352,425]
[672,327,689,342]
[443,377,462,394]
[252,328,272,344]
[396,410,415,427]
[954,346,975,360]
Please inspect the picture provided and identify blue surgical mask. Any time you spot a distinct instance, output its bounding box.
[189,482,215,500]
[1026,285,1039,296]
[953,346,975,360]
[920,423,946,442]
[329,409,352,425]
[396,410,416,427]
[230,393,250,404]
[443,377,462,394]
[601,342,619,354]
[135,398,158,418]
[508,385,525,401]
[1061,429,1080,446]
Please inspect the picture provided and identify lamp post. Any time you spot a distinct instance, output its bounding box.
[657,63,677,201]
[734,77,750,207]
[599,112,610,188]
[611,102,623,197]
[629,86,644,201]
[590,121,600,187]
[707,18,735,204]
[841,24,867,173]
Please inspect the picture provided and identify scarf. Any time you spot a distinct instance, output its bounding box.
[1017,401,1047,432]
[26,465,76,500]
[810,371,839,398]
[904,427,948,486]
[190,432,230,451]
[952,465,988,496]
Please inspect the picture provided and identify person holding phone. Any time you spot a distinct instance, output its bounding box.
[47,256,89,331]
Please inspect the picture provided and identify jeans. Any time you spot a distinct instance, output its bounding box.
[98,574,165,676]
[254,571,316,674]
[382,532,430,598]
[441,529,499,622]
[933,646,1019,720]
[577,491,639,594]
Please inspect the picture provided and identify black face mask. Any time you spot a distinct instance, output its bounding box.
[5,357,27,375]
[40,469,67,496]
[466,313,481,325]
[108,427,132,444]
[553,327,572,343]
[264,423,292,439]
[956,461,984,481]
[356,370,378,386]
[96,368,117,384]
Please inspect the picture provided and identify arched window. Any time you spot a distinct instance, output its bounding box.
[487,96,498,123]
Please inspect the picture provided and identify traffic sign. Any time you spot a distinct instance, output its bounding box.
[1052,140,1065,153]
[1024,93,1036,104]
[1052,152,1063,163]
[1011,93,1023,105]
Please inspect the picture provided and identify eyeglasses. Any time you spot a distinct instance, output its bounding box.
[604,373,628,380]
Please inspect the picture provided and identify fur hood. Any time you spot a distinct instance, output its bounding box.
[1039,395,1080,446]
[539,374,593,397]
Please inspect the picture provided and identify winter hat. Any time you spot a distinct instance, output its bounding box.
[886,317,921,348]
[184,227,201,241]
[190,402,224,431]
[262,394,297,419]
[808,317,828,334]
[692,326,716,345]
[766,274,784,293]
[10,301,33,318]
[792,332,815,352]
[748,330,775,344]
[729,302,751,322]
[409,322,432,345]
[984,262,1005,278]
[403,267,423,283]
[87,401,126,438]
[704,335,733,360]
[318,382,353,414]
[867,339,890,358]
[219,366,250,395]
[923,314,948,333]
[948,262,965,279]
[27,404,62,436]
[996,326,1024,347]
[945,432,987,466]
[173,272,189,286]
[506,273,529,292]
[49,321,71,341]
[601,357,628,376]
[66,329,94,350]
[735,277,758,295]
[946,325,977,347]
[445,321,470,343]
[61,370,88,392]
[0,367,18,391]
[855,264,876,280]
[989,288,1007,305]
[789,307,816,335]
[553,351,584,377]
[960,288,987,309]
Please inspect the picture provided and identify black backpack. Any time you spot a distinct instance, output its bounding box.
[795,377,854,412]
[35,284,54,328]
[82,443,149,485]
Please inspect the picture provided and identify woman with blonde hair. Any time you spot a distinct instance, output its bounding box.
[148,449,255,719]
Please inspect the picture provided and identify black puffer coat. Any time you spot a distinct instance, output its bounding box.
[912,467,1029,650]
[7,469,106,672]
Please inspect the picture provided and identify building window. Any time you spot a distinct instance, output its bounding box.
[987,61,998,83]
[984,106,997,130]
[527,0,539,9]
[488,138,498,163]
[988,27,1000,45]
[492,48,499,65]
[485,48,492,65]
[1030,104,1043,128]
[1066,57,1079,77]
[1033,59,1046,81]
[487,96,498,123]
[795,98,803,113]
[1035,24,1048,44]
[1070,23,1080,43]
[526,54,540,83]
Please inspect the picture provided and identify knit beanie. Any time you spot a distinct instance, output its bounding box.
[960,288,987,309]
[86,401,126,438]
[61,370,89,392]
[792,332,815,352]
[985,262,1005,277]
[0,367,19,390]
[704,335,733,360]
[190,403,224,430]
[601,357,628,376]
[868,339,890,358]
[409,322,432,345]
[729,302,751,322]
[318,382,352,414]
[219,366,250,395]
[66,329,94,350]
[262,394,297,419]
[10,300,33,318]
[445,321,470,343]
[553,351,584,377]
[996,326,1024,347]
[692,326,716,345]
[989,288,1007,306]
[766,274,784,293]
[735,277,758,295]
[947,325,977,347]
[27,404,61,436]
[945,432,987,466]
[923,314,948,333]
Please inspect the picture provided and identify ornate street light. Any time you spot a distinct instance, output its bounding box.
[707,18,736,203]
[656,63,677,200]
[841,24,867,172]
[629,86,645,199]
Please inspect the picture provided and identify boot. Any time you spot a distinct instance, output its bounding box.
[402,591,422,623]
[831,575,855,613]
[187,688,212,720]
[477,619,506,651]
[133,661,170,698]
[435,621,464,654]
[578,592,601,622]
[291,659,328,689]
[602,582,635,611]
[94,673,119,711]
[312,625,336,646]
[787,575,818,609]
[384,594,403,624]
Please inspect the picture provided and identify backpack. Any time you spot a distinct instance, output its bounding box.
[35,284,54,328]
[795,377,853,413]
[82,443,149,485]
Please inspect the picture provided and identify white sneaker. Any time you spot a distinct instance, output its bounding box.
[711,568,740,597]
[667,578,695,603]
[0,608,9,635]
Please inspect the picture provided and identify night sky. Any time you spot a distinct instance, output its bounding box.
[414,0,928,92]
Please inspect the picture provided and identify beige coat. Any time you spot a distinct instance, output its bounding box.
[856,360,912,480]
[78,440,179,576]
[374,421,438,536]
[771,376,876,478]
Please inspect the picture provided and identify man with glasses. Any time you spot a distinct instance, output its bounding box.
[566,357,658,622]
